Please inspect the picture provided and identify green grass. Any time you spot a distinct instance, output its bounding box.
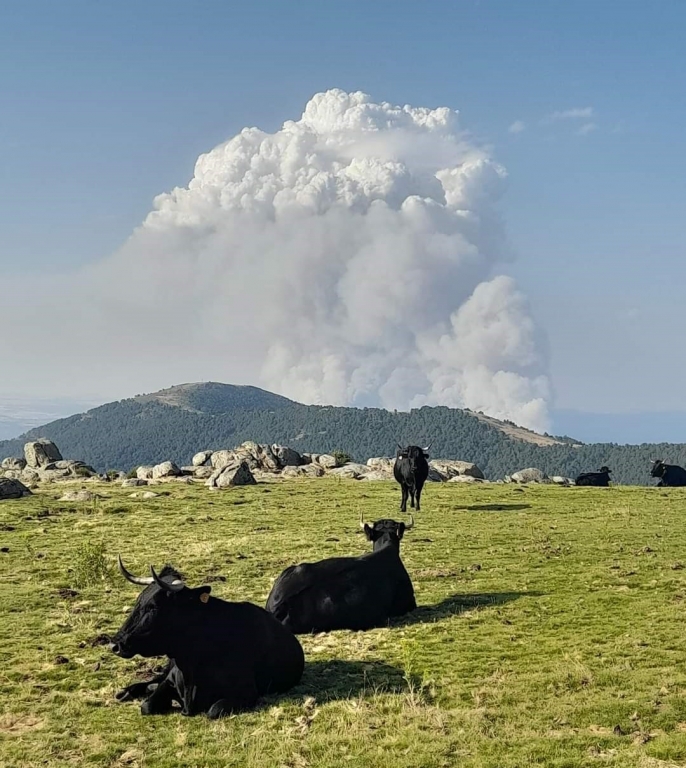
[2,480,686,767]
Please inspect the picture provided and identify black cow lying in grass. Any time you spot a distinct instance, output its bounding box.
[650,460,686,487]
[265,515,416,633]
[110,558,304,718]
[575,466,612,486]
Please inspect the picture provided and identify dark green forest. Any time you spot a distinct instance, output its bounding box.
[0,383,682,484]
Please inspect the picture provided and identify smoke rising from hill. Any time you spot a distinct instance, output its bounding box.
[3,90,550,431]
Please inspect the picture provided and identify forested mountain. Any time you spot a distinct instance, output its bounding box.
[0,382,682,484]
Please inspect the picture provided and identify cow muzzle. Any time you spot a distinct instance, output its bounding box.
[108,639,134,659]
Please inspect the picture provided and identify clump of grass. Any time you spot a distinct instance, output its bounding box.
[332,450,352,466]
[125,468,138,479]
[70,540,113,588]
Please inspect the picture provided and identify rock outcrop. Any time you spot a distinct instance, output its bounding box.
[0,477,32,499]
[192,451,213,467]
[207,461,256,489]
[152,461,181,480]
[24,439,63,468]
[507,468,549,484]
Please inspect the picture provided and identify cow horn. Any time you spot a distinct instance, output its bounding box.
[404,513,415,530]
[150,565,184,592]
[359,511,366,530]
[397,443,403,451]
[423,442,432,452]
[118,555,154,586]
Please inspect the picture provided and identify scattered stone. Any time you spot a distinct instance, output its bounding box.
[551,476,572,486]
[142,491,159,499]
[0,478,32,500]
[329,463,369,479]
[300,463,325,478]
[210,450,235,471]
[121,478,147,487]
[193,466,214,480]
[192,450,213,467]
[59,490,98,502]
[316,454,338,469]
[427,466,447,482]
[363,470,391,481]
[1,547,9,553]
[1,457,26,471]
[430,460,484,480]
[136,466,154,480]
[509,468,549,484]
[366,457,394,474]
[152,461,181,480]
[53,655,69,665]
[24,439,62,468]
[207,461,257,489]
[272,444,303,467]
[448,475,484,483]
[2,469,24,481]
[281,465,305,478]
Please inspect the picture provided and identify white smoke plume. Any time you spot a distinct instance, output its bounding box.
[3,90,550,431]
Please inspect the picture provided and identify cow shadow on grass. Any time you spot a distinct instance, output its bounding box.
[284,659,410,704]
[391,590,538,627]
[459,503,531,511]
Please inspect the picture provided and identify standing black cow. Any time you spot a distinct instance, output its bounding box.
[110,558,304,718]
[650,460,686,487]
[265,515,417,633]
[394,443,431,512]
[575,466,612,486]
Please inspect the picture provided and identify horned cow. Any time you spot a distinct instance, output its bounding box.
[650,460,686,487]
[265,515,417,633]
[109,558,304,718]
[394,443,431,512]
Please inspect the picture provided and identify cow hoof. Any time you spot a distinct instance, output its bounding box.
[115,689,133,702]
[207,701,232,719]
[141,698,175,716]
[140,700,155,715]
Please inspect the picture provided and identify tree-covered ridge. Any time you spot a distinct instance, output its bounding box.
[0,384,682,484]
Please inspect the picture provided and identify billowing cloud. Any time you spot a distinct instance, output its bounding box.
[508,120,526,134]
[2,89,551,431]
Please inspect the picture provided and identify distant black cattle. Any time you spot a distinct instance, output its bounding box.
[575,466,612,487]
[110,558,304,718]
[650,460,686,487]
[394,444,431,512]
[265,516,417,633]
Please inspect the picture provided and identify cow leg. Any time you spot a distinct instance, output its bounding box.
[116,661,173,702]
[415,486,421,512]
[409,488,415,509]
[140,676,178,716]
[207,675,259,719]
[400,485,408,513]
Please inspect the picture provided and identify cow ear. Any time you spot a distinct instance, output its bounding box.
[185,586,211,603]
[363,523,374,540]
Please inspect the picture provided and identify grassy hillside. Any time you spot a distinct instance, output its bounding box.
[3,480,686,767]
[1,383,684,483]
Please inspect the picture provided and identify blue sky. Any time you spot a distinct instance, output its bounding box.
[2,0,685,442]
